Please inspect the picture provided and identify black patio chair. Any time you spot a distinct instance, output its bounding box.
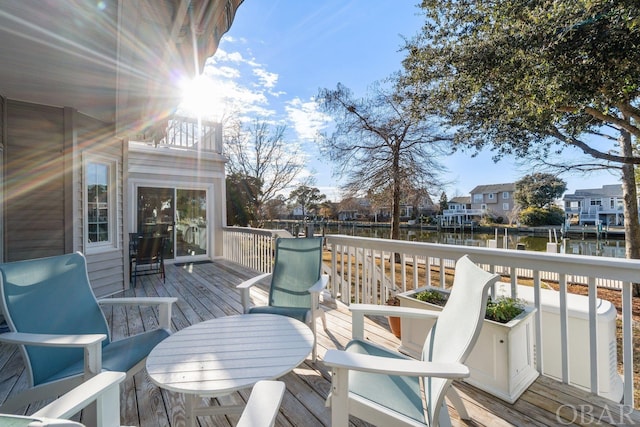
[133,236,165,286]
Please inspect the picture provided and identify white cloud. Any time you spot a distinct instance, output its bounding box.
[253,68,279,89]
[207,65,240,79]
[285,97,332,141]
[183,38,330,143]
[211,48,244,63]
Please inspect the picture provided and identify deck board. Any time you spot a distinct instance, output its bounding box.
[1,258,639,426]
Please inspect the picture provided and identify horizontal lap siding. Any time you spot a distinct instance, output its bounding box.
[75,114,125,297]
[6,101,65,261]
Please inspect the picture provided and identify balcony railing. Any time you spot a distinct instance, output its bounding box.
[441,208,485,216]
[162,116,222,153]
[222,227,640,407]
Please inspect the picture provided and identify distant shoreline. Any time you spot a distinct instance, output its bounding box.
[265,220,626,240]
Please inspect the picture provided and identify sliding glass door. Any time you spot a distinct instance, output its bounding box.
[136,187,208,260]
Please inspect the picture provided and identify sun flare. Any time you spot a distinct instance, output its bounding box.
[179,75,228,120]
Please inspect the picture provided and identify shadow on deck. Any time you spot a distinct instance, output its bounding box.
[1,259,639,426]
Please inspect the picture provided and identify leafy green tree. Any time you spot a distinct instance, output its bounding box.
[438,191,449,214]
[515,173,567,210]
[289,185,326,218]
[226,173,261,226]
[403,1,640,260]
[317,77,449,240]
[519,206,565,227]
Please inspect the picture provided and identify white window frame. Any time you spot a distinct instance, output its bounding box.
[488,193,495,200]
[473,194,483,203]
[503,203,509,211]
[84,154,118,252]
[503,192,509,199]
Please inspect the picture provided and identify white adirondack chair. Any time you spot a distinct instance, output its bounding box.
[237,380,286,427]
[324,254,500,427]
[0,371,125,427]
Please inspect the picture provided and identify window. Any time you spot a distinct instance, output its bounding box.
[488,193,495,200]
[567,201,580,209]
[473,194,483,203]
[481,204,487,210]
[503,192,509,199]
[503,203,509,211]
[86,156,117,249]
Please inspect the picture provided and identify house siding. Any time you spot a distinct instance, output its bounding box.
[469,183,516,220]
[5,100,66,261]
[4,100,125,296]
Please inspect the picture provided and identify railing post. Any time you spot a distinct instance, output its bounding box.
[622,281,634,407]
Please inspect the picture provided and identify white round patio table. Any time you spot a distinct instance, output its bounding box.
[146,313,313,427]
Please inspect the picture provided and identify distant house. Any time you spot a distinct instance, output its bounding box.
[470,183,517,222]
[447,196,471,211]
[337,198,371,221]
[414,194,438,218]
[563,184,625,226]
[441,196,479,226]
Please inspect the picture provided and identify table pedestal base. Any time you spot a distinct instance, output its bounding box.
[186,394,245,427]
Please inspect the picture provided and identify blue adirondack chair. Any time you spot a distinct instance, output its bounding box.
[0,252,177,413]
[237,237,329,362]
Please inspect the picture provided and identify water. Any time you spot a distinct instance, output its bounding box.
[270,222,626,259]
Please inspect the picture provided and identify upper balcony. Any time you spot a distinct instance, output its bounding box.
[129,115,223,154]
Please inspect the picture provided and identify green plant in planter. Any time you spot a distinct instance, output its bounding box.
[485,296,525,323]
[414,289,447,306]
[411,289,525,324]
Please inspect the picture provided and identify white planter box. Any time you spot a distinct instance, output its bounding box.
[495,284,622,402]
[397,287,539,403]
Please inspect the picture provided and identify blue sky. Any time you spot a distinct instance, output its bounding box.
[180,1,621,201]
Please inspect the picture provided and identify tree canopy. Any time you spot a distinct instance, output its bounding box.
[224,118,305,220]
[403,0,640,258]
[289,185,326,218]
[438,191,448,214]
[316,77,449,239]
[226,173,261,226]
[515,173,567,210]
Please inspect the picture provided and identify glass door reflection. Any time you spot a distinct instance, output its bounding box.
[175,189,207,257]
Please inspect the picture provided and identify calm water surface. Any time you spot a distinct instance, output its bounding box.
[270,222,626,259]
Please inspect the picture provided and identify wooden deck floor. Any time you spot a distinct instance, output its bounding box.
[2,259,639,426]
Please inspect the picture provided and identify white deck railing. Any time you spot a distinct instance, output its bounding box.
[222,227,293,273]
[221,228,639,407]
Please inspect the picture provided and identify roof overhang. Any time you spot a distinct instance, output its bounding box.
[0,0,242,136]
